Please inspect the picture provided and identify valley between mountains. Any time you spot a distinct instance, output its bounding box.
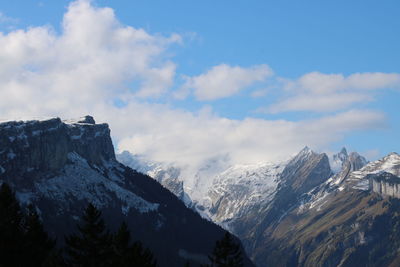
[119,139,400,266]
[1,116,400,266]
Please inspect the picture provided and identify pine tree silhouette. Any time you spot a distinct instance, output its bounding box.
[208,232,244,267]
[0,183,24,266]
[65,203,113,267]
[22,204,56,267]
[112,221,157,267]
[112,222,131,266]
[131,240,157,267]
[0,183,57,266]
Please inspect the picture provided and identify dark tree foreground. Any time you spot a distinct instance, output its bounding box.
[208,232,244,267]
[0,183,55,267]
[65,203,157,267]
[65,203,113,266]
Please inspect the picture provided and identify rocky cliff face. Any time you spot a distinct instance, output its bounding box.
[0,116,254,267]
[280,147,332,194]
[370,172,400,198]
[0,116,114,184]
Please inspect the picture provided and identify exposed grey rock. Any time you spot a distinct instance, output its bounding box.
[77,115,96,124]
[370,172,400,198]
[0,117,114,186]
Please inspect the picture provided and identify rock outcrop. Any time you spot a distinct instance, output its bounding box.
[370,172,400,198]
[0,116,114,184]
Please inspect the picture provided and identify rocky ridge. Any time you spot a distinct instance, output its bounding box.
[119,146,400,266]
[0,116,254,267]
[252,151,400,266]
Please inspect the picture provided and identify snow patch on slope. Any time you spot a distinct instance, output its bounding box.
[348,153,400,188]
[205,161,285,223]
[35,153,158,214]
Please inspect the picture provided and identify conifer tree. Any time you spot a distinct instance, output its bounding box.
[65,203,113,267]
[208,232,244,267]
[112,221,157,267]
[22,204,56,267]
[130,241,157,267]
[0,183,24,266]
[112,222,131,266]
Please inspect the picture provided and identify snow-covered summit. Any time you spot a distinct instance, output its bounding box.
[205,161,285,224]
[294,146,315,160]
[349,152,400,182]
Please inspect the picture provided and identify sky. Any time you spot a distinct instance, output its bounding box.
[0,0,399,171]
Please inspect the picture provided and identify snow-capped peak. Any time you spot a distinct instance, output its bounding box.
[298,146,314,157]
[287,146,316,168]
[343,152,400,191]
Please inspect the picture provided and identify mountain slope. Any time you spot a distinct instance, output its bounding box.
[117,147,335,263]
[117,143,400,267]
[0,116,254,267]
[251,153,400,266]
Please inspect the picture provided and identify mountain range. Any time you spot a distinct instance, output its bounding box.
[0,116,254,267]
[2,115,400,266]
[119,145,400,266]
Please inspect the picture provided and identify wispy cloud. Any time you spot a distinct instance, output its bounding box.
[265,72,400,113]
[268,93,373,113]
[0,11,18,28]
[179,64,273,101]
[284,72,400,94]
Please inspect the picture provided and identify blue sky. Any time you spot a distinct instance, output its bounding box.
[0,0,399,166]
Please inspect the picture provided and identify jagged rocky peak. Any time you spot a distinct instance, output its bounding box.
[330,147,367,174]
[334,147,348,163]
[297,146,315,157]
[287,146,323,169]
[0,116,115,179]
[284,146,317,171]
[329,147,348,173]
[281,146,332,194]
[348,151,368,170]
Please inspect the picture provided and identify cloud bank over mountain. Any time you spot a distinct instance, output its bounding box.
[0,0,396,171]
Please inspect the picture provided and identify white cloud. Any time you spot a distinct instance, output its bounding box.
[0,0,389,181]
[268,71,400,113]
[114,104,385,169]
[268,93,373,113]
[285,71,400,94]
[0,0,179,115]
[182,64,273,101]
